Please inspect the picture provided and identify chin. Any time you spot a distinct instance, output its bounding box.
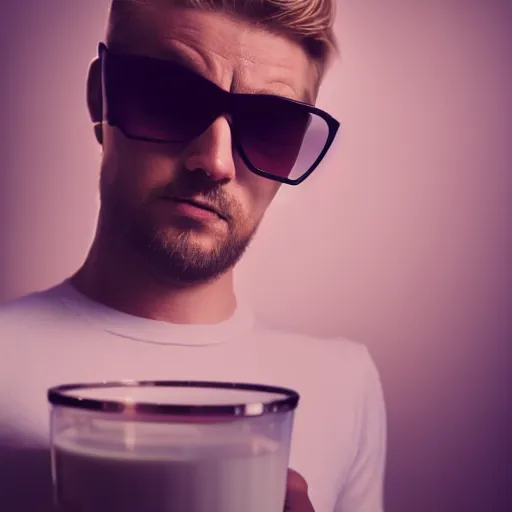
[157,227,224,254]
[131,221,252,284]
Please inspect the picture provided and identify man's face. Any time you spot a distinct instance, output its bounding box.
[94,6,318,284]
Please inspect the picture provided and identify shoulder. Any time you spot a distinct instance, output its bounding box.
[255,324,375,375]
[248,324,381,409]
[0,283,75,367]
[0,282,71,321]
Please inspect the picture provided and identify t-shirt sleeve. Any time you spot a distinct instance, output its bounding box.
[335,347,387,512]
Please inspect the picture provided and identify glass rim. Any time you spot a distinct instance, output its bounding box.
[47,380,300,418]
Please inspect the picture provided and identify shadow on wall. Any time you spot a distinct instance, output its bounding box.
[0,0,102,303]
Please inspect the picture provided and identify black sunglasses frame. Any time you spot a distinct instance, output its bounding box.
[98,42,340,186]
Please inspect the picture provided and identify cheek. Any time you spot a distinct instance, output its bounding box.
[102,127,179,192]
[234,155,281,216]
[238,177,281,225]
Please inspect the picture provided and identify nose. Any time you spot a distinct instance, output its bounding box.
[183,116,236,183]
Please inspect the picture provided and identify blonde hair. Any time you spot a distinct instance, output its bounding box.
[109,0,338,75]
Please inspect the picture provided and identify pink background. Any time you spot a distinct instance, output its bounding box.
[0,1,510,510]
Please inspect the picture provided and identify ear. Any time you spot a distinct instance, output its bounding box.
[87,57,103,145]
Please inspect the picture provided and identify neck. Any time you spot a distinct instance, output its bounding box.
[71,238,237,325]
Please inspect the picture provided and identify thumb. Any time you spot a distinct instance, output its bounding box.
[285,469,314,511]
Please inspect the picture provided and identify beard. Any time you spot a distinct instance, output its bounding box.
[98,172,259,286]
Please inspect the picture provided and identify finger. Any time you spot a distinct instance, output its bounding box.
[285,469,314,512]
[287,469,308,493]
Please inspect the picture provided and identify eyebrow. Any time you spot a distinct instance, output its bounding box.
[149,44,314,104]
[249,85,313,105]
[152,43,206,73]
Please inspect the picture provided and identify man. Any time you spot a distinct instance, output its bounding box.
[0,0,386,511]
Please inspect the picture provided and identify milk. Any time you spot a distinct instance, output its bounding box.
[53,433,288,512]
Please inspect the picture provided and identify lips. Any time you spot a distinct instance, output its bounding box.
[168,197,226,220]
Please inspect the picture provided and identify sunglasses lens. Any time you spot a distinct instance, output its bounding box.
[235,97,331,181]
[104,53,218,142]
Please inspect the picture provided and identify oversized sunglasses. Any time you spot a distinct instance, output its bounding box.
[98,43,340,185]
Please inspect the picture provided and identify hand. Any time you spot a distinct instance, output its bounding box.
[284,469,315,511]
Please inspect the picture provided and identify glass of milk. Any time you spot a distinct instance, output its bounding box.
[47,380,300,512]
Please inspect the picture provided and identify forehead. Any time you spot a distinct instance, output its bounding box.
[108,6,318,103]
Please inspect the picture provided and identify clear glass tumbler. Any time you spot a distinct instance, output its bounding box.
[48,380,300,512]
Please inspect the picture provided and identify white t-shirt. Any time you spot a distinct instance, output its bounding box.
[0,280,386,512]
